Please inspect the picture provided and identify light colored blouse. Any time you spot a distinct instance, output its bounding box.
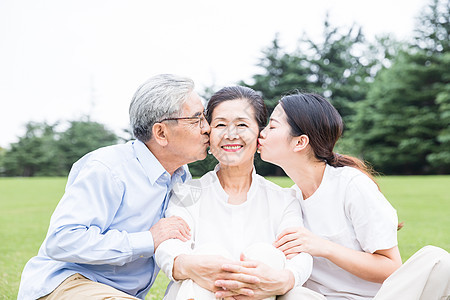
[294,164,398,300]
[156,164,313,288]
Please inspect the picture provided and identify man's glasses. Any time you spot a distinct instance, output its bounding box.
[158,113,207,129]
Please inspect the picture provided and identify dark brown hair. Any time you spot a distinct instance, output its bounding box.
[206,86,268,132]
[280,93,378,183]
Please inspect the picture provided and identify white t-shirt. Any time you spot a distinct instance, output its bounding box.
[293,164,398,300]
[155,165,313,287]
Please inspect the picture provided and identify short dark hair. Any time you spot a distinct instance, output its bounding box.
[206,86,268,132]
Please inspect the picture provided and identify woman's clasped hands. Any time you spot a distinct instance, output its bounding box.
[214,253,295,299]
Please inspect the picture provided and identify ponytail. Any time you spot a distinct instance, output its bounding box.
[326,152,379,189]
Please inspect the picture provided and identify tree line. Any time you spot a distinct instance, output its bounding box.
[0,119,120,177]
[1,0,448,177]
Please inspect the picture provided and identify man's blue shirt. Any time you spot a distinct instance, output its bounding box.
[18,140,190,300]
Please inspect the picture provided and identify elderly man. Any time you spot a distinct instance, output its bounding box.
[18,74,210,300]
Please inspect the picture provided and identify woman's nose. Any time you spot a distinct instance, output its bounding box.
[225,125,238,139]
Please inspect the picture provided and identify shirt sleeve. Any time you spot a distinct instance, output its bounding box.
[45,160,154,266]
[277,189,313,287]
[285,252,313,287]
[277,189,304,233]
[344,174,398,253]
[155,182,197,281]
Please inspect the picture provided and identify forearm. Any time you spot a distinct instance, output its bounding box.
[45,225,153,265]
[155,238,193,281]
[172,253,238,293]
[322,241,401,283]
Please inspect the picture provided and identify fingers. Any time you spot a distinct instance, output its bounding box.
[277,239,302,253]
[273,233,296,250]
[150,216,192,249]
[174,216,191,233]
[283,245,303,257]
[274,227,300,247]
[286,253,297,259]
[221,262,258,274]
[163,219,191,241]
[219,271,260,284]
[167,216,190,240]
[215,285,254,298]
[215,264,261,296]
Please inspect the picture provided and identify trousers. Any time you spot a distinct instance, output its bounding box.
[373,245,450,300]
[38,273,138,300]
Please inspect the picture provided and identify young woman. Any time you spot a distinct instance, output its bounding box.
[256,92,450,300]
[155,87,320,300]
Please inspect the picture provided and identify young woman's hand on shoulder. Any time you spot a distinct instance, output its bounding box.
[274,227,333,258]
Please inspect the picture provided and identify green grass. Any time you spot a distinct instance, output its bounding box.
[0,176,449,299]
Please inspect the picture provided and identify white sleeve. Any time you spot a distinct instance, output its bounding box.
[155,182,198,281]
[345,174,398,253]
[277,190,313,287]
[285,252,313,287]
[277,189,304,233]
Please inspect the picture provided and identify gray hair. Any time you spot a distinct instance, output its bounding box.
[129,74,195,142]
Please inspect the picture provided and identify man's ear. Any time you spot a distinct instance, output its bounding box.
[152,123,169,147]
[293,134,309,152]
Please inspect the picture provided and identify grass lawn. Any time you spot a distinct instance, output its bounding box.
[0,176,449,299]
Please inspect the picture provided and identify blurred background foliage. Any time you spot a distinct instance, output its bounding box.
[0,0,448,177]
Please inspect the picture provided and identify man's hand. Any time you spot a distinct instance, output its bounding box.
[150,216,191,250]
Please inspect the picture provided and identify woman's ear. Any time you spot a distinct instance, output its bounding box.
[152,123,169,147]
[293,134,309,152]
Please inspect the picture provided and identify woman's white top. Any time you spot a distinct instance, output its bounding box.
[293,164,398,300]
[155,165,313,287]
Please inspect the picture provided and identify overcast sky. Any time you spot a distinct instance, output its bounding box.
[0,0,427,148]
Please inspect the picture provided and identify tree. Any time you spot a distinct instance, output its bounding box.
[426,53,450,172]
[240,17,378,175]
[57,119,119,173]
[414,0,450,54]
[0,122,62,176]
[243,16,376,122]
[347,0,450,174]
[0,119,119,177]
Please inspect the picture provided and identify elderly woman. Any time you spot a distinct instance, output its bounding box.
[155,86,319,299]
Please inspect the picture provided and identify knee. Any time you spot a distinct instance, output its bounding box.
[420,246,450,262]
[418,246,450,274]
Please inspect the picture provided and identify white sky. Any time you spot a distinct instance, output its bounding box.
[0,0,427,148]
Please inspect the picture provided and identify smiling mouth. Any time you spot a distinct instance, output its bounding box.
[222,145,243,152]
